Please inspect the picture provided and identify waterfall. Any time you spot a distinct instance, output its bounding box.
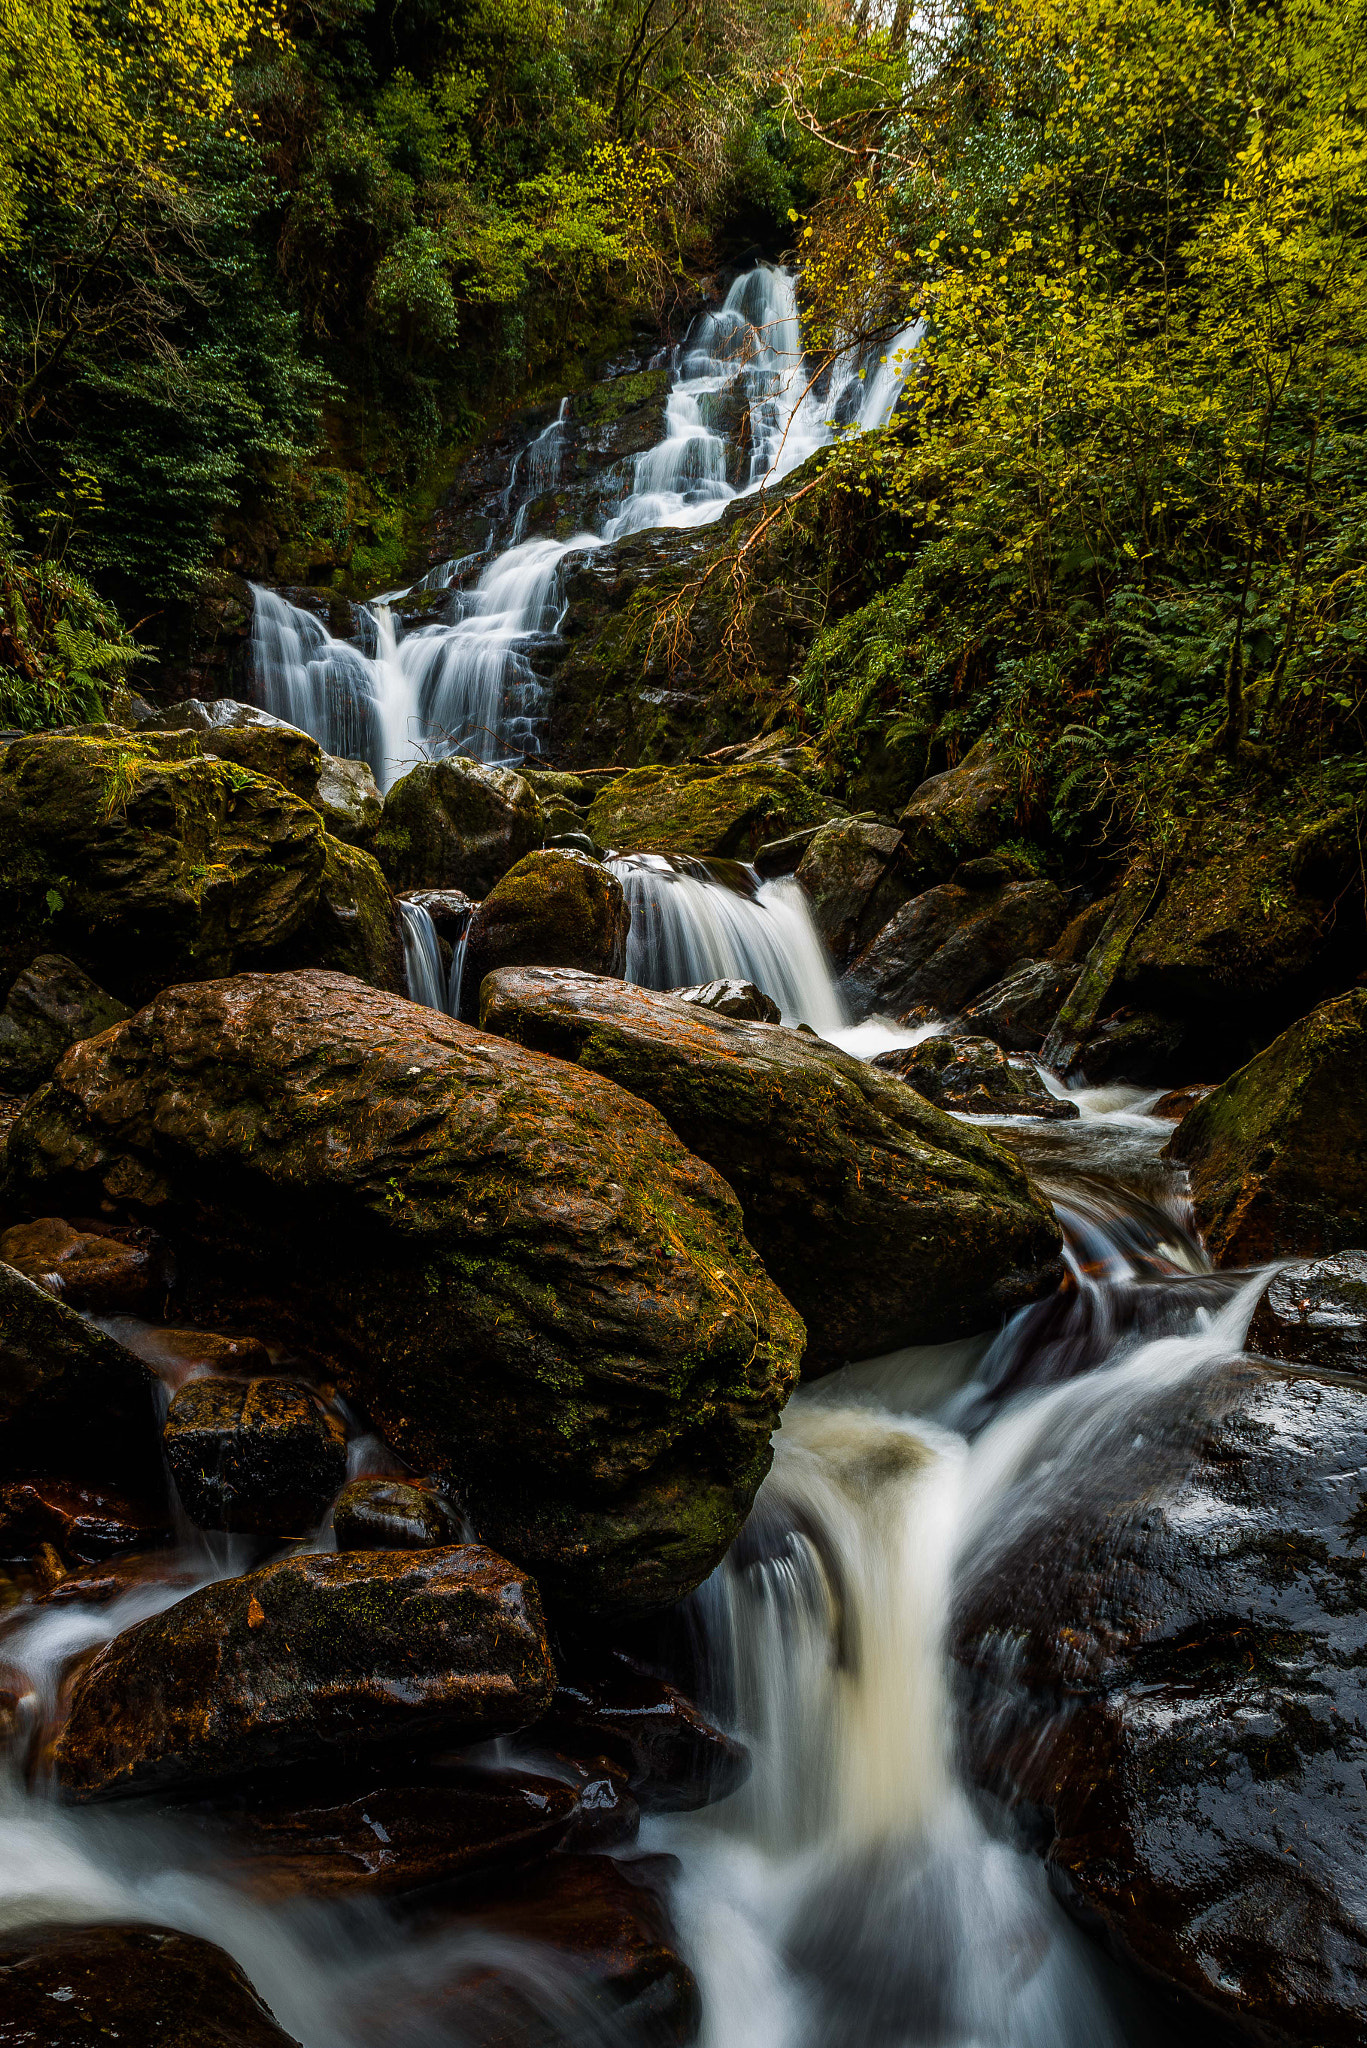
[398,900,448,1013]
[609,854,848,1035]
[245,267,923,791]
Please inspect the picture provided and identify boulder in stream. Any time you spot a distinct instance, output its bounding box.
[0,1923,302,2048]
[53,1544,555,1800]
[163,1377,348,1535]
[839,878,1070,1023]
[333,1477,464,1550]
[457,848,628,1021]
[374,756,540,895]
[870,1035,1079,1122]
[673,977,780,1022]
[587,761,842,858]
[1246,1253,1367,1376]
[794,817,915,966]
[0,1216,160,1312]
[0,1261,160,1488]
[478,967,1064,1372]
[960,959,1082,1053]
[1167,990,1367,1262]
[5,970,803,1622]
[0,954,129,1089]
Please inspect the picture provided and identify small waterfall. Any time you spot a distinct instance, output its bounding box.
[398,900,448,1013]
[245,269,924,791]
[609,854,847,1035]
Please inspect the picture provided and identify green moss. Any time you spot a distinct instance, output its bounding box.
[587,761,842,858]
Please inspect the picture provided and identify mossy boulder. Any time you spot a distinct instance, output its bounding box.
[375,756,541,894]
[156,699,382,848]
[588,761,844,859]
[839,878,1071,1022]
[0,954,129,1089]
[478,967,1064,1373]
[459,849,629,1022]
[0,1260,161,1488]
[795,818,915,966]
[302,837,404,992]
[1166,991,1367,1263]
[897,740,1022,883]
[52,1544,555,1800]
[313,753,382,848]
[5,970,804,1620]
[0,730,399,1003]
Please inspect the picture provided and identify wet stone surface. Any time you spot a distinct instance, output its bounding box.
[164,1375,347,1535]
[333,1477,464,1550]
[0,1922,302,2048]
[1247,1253,1367,1377]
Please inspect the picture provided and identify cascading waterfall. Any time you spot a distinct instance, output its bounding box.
[398,900,447,1013]
[247,267,922,792]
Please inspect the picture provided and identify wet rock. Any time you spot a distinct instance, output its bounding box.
[375,757,540,895]
[35,1551,203,1606]
[588,760,843,859]
[53,1544,556,1800]
[837,879,1071,1027]
[960,959,1082,1053]
[0,730,398,1003]
[0,1922,302,2048]
[154,697,322,796]
[312,753,382,848]
[164,1377,348,1535]
[870,1036,1079,1122]
[673,978,780,1023]
[367,1853,700,2048]
[0,1216,159,1312]
[397,886,473,943]
[897,740,1022,883]
[1074,1007,1186,1085]
[333,1477,463,1550]
[1166,991,1367,1263]
[955,1353,1367,2046]
[0,1480,170,1565]
[1152,1082,1218,1122]
[0,1263,160,1487]
[541,1751,641,1850]
[6,970,803,1623]
[458,850,629,1022]
[795,818,915,966]
[479,967,1063,1372]
[1246,1254,1367,1376]
[0,954,129,1089]
[541,1648,748,1812]
[104,1321,273,1388]
[191,1763,578,1899]
[302,837,405,993]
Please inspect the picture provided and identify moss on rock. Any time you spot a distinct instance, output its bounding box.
[588,761,843,859]
[459,850,628,1020]
[375,757,541,894]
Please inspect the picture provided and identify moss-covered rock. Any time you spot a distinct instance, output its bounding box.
[159,699,323,797]
[1166,991,1367,1263]
[897,740,1022,883]
[795,818,914,966]
[0,1260,161,1488]
[375,756,541,894]
[298,836,404,992]
[53,1544,555,1800]
[459,849,628,1021]
[478,967,1064,1373]
[5,971,804,1620]
[839,878,1071,1022]
[313,753,382,848]
[588,761,843,859]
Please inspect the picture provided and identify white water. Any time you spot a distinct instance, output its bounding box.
[248,269,922,791]
[398,899,447,1013]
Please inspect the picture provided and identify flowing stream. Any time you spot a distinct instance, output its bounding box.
[0,1082,1263,2046]
[247,268,921,791]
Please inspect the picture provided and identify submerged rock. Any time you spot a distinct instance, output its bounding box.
[839,879,1070,1023]
[374,756,540,895]
[1247,1253,1367,1376]
[795,818,914,966]
[0,1262,160,1487]
[1167,991,1367,1263]
[0,1216,159,1312]
[478,967,1063,1372]
[870,1036,1079,1122]
[53,1544,555,1800]
[960,959,1081,1053]
[588,761,842,859]
[0,1923,301,2048]
[0,954,129,1089]
[458,849,628,1021]
[163,1377,348,1535]
[673,977,780,1022]
[6,971,803,1622]
[332,1477,463,1550]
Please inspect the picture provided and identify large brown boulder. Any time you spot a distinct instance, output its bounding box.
[588,761,842,858]
[374,756,540,894]
[478,968,1063,1372]
[5,971,803,1620]
[0,1924,301,2048]
[53,1544,554,1800]
[838,877,1071,1024]
[1166,991,1367,1263]
[458,849,628,1022]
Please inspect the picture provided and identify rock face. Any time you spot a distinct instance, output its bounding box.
[543,1648,749,1812]
[960,959,1081,1052]
[956,1352,1367,2047]
[839,878,1070,1023]
[305,839,404,992]
[674,978,780,1023]
[1167,991,1367,1263]
[1247,1254,1367,1375]
[53,1545,555,1800]
[0,731,400,1002]
[897,740,1021,882]
[6,971,803,1621]
[795,818,914,966]
[312,753,382,848]
[478,967,1063,1372]
[0,1923,302,2048]
[870,1035,1079,1122]
[1,1216,159,1312]
[0,954,129,1088]
[0,1262,160,1486]
[458,850,629,1022]
[588,761,842,858]
[374,756,540,894]
[163,1378,348,1534]
[333,1478,464,1550]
